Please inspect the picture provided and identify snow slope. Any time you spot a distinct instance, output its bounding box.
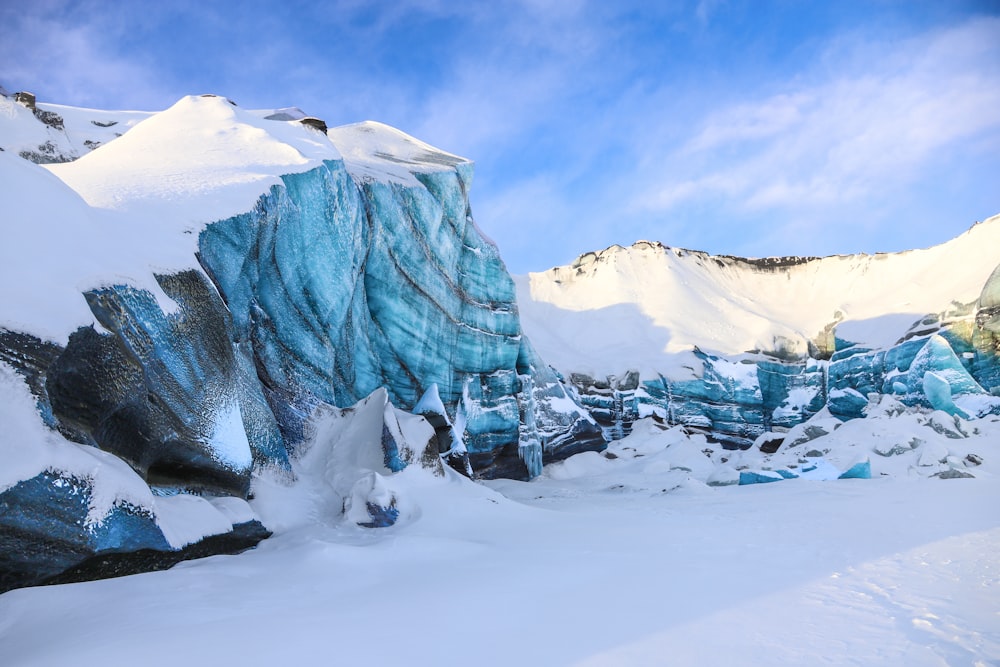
[1,405,997,666]
[517,218,1000,379]
[0,95,341,343]
[0,93,152,164]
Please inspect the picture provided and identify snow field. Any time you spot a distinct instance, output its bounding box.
[1,404,997,666]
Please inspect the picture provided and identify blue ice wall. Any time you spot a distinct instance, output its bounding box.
[569,306,999,446]
[197,157,601,478]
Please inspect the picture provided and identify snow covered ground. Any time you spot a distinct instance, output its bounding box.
[1,406,996,666]
[1,91,996,665]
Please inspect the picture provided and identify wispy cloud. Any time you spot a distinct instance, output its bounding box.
[0,1,169,108]
[631,17,1000,220]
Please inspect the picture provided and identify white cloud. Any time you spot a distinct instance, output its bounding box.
[632,17,1000,217]
[0,2,174,109]
[685,93,810,152]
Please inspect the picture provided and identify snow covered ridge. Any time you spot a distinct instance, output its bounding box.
[0,90,601,591]
[519,217,1000,367]
[517,216,1000,446]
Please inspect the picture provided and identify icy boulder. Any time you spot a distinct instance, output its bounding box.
[907,336,985,397]
[738,470,788,485]
[706,465,740,487]
[344,472,400,528]
[837,459,872,479]
[923,372,969,418]
[779,411,843,450]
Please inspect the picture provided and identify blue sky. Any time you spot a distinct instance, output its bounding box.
[3,0,999,273]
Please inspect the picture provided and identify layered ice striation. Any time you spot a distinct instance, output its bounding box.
[199,121,602,478]
[561,304,999,450]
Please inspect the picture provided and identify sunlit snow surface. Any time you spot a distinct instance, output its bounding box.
[1,406,998,666]
[517,222,1000,378]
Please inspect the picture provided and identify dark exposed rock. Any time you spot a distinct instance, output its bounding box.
[757,433,784,454]
[263,108,306,121]
[14,91,35,109]
[19,140,73,164]
[932,469,975,479]
[299,117,328,133]
[39,520,270,588]
[32,108,65,131]
[786,424,836,448]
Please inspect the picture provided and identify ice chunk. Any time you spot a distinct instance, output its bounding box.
[738,470,786,485]
[925,411,968,439]
[797,458,843,480]
[873,437,917,457]
[706,465,740,487]
[923,372,971,419]
[837,460,871,479]
[917,441,949,467]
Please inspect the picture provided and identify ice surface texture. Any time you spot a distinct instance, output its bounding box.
[198,155,601,478]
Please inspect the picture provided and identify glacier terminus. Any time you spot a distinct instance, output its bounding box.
[0,89,998,593]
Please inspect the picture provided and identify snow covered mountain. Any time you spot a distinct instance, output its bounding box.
[518,221,1000,443]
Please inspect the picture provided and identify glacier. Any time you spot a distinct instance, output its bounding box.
[517,229,1000,448]
[0,92,602,591]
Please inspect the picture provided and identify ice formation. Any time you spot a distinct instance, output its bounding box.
[0,91,601,590]
[518,226,1000,446]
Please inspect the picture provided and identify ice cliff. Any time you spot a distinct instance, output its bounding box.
[0,91,601,591]
[518,224,1000,446]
